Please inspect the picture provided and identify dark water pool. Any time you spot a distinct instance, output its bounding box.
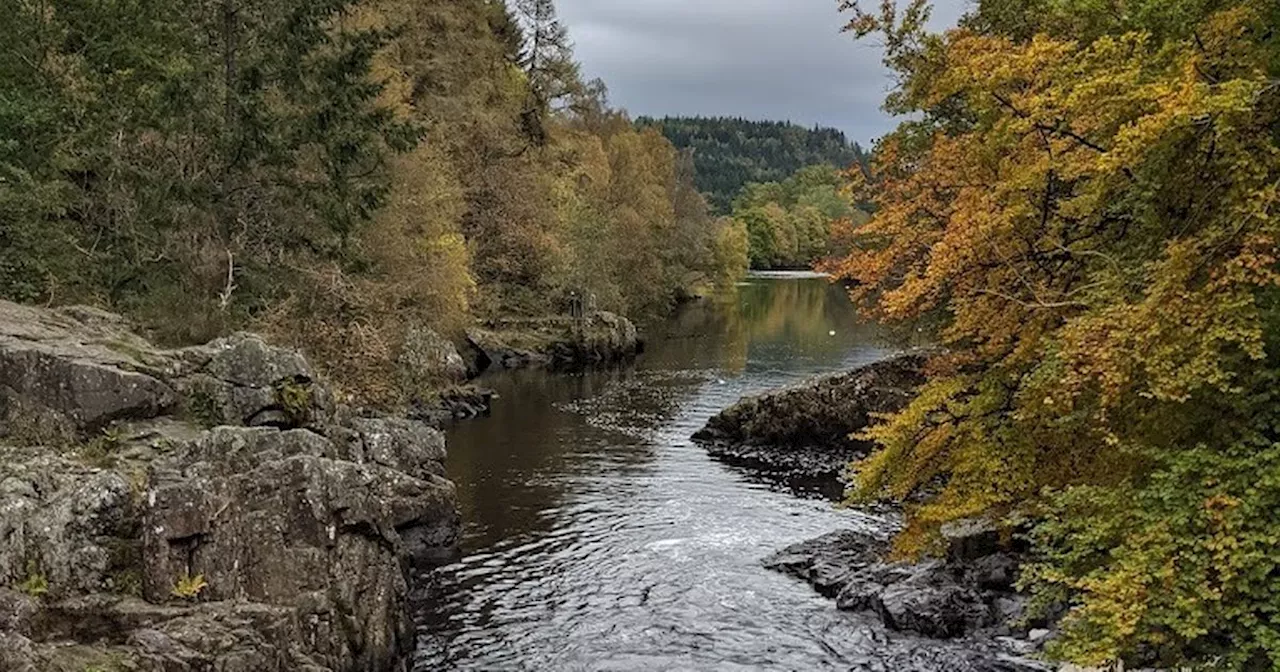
[412,274,1026,671]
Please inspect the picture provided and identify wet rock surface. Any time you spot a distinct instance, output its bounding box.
[764,525,1049,668]
[693,354,927,481]
[0,299,460,672]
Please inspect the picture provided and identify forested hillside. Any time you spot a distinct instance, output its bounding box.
[728,165,867,269]
[0,0,748,404]
[636,116,869,213]
[832,0,1280,668]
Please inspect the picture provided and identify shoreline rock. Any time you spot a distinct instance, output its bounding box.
[0,300,460,671]
[764,524,1049,662]
[464,311,642,373]
[693,354,927,482]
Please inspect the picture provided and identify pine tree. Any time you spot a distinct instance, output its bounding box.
[513,0,582,144]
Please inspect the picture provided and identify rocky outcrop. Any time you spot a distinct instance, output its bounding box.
[0,300,460,672]
[764,522,1042,649]
[466,311,641,372]
[397,327,469,389]
[693,354,927,480]
[0,302,178,444]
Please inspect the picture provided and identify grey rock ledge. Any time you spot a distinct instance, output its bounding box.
[0,300,460,672]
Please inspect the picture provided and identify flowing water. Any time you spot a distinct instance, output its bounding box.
[413,273,1027,671]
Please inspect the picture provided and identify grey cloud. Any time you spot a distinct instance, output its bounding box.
[556,0,972,145]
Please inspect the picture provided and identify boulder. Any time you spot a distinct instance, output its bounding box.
[172,333,332,429]
[763,529,888,597]
[0,450,140,599]
[137,424,458,669]
[0,301,177,442]
[694,354,926,480]
[397,327,470,389]
[765,526,1029,643]
[456,333,493,379]
[942,518,1003,563]
[467,311,642,372]
[345,417,449,480]
[862,565,992,639]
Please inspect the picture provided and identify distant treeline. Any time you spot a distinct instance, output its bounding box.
[635,116,870,214]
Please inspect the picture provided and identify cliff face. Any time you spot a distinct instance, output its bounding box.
[0,300,460,672]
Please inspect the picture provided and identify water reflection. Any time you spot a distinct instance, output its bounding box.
[414,274,1009,671]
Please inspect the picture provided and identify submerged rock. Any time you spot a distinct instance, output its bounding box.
[409,386,495,426]
[0,299,460,671]
[693,354,927,481]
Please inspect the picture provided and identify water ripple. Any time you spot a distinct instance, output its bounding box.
[414,278,1031,671]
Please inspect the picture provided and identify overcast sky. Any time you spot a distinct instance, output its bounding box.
[555,0,971,147]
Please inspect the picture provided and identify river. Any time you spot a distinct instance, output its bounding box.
[412,273,1020,671]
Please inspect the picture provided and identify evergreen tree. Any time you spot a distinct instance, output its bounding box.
[514,0,581,144]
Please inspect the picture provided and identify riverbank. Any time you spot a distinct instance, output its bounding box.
[0,300,460,671]
[764,524,1051,660]
[419,273,1051,670]
[410,310,644,424]
[692,353,1054,664]
[462,311,642,373]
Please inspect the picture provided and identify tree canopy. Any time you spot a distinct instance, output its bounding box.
[0,0,748,403]
[829,0,1280,667]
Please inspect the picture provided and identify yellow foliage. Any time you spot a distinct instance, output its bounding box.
[838,1,1280,665]
[171,573,207,600]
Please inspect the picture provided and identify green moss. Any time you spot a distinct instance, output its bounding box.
[274,378,314,425]
[18,559,48,598]
[77,427,124,469]
[35,645,138,672]
[93,338,151,364]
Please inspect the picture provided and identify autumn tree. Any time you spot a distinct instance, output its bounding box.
[832,0,1280,667]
